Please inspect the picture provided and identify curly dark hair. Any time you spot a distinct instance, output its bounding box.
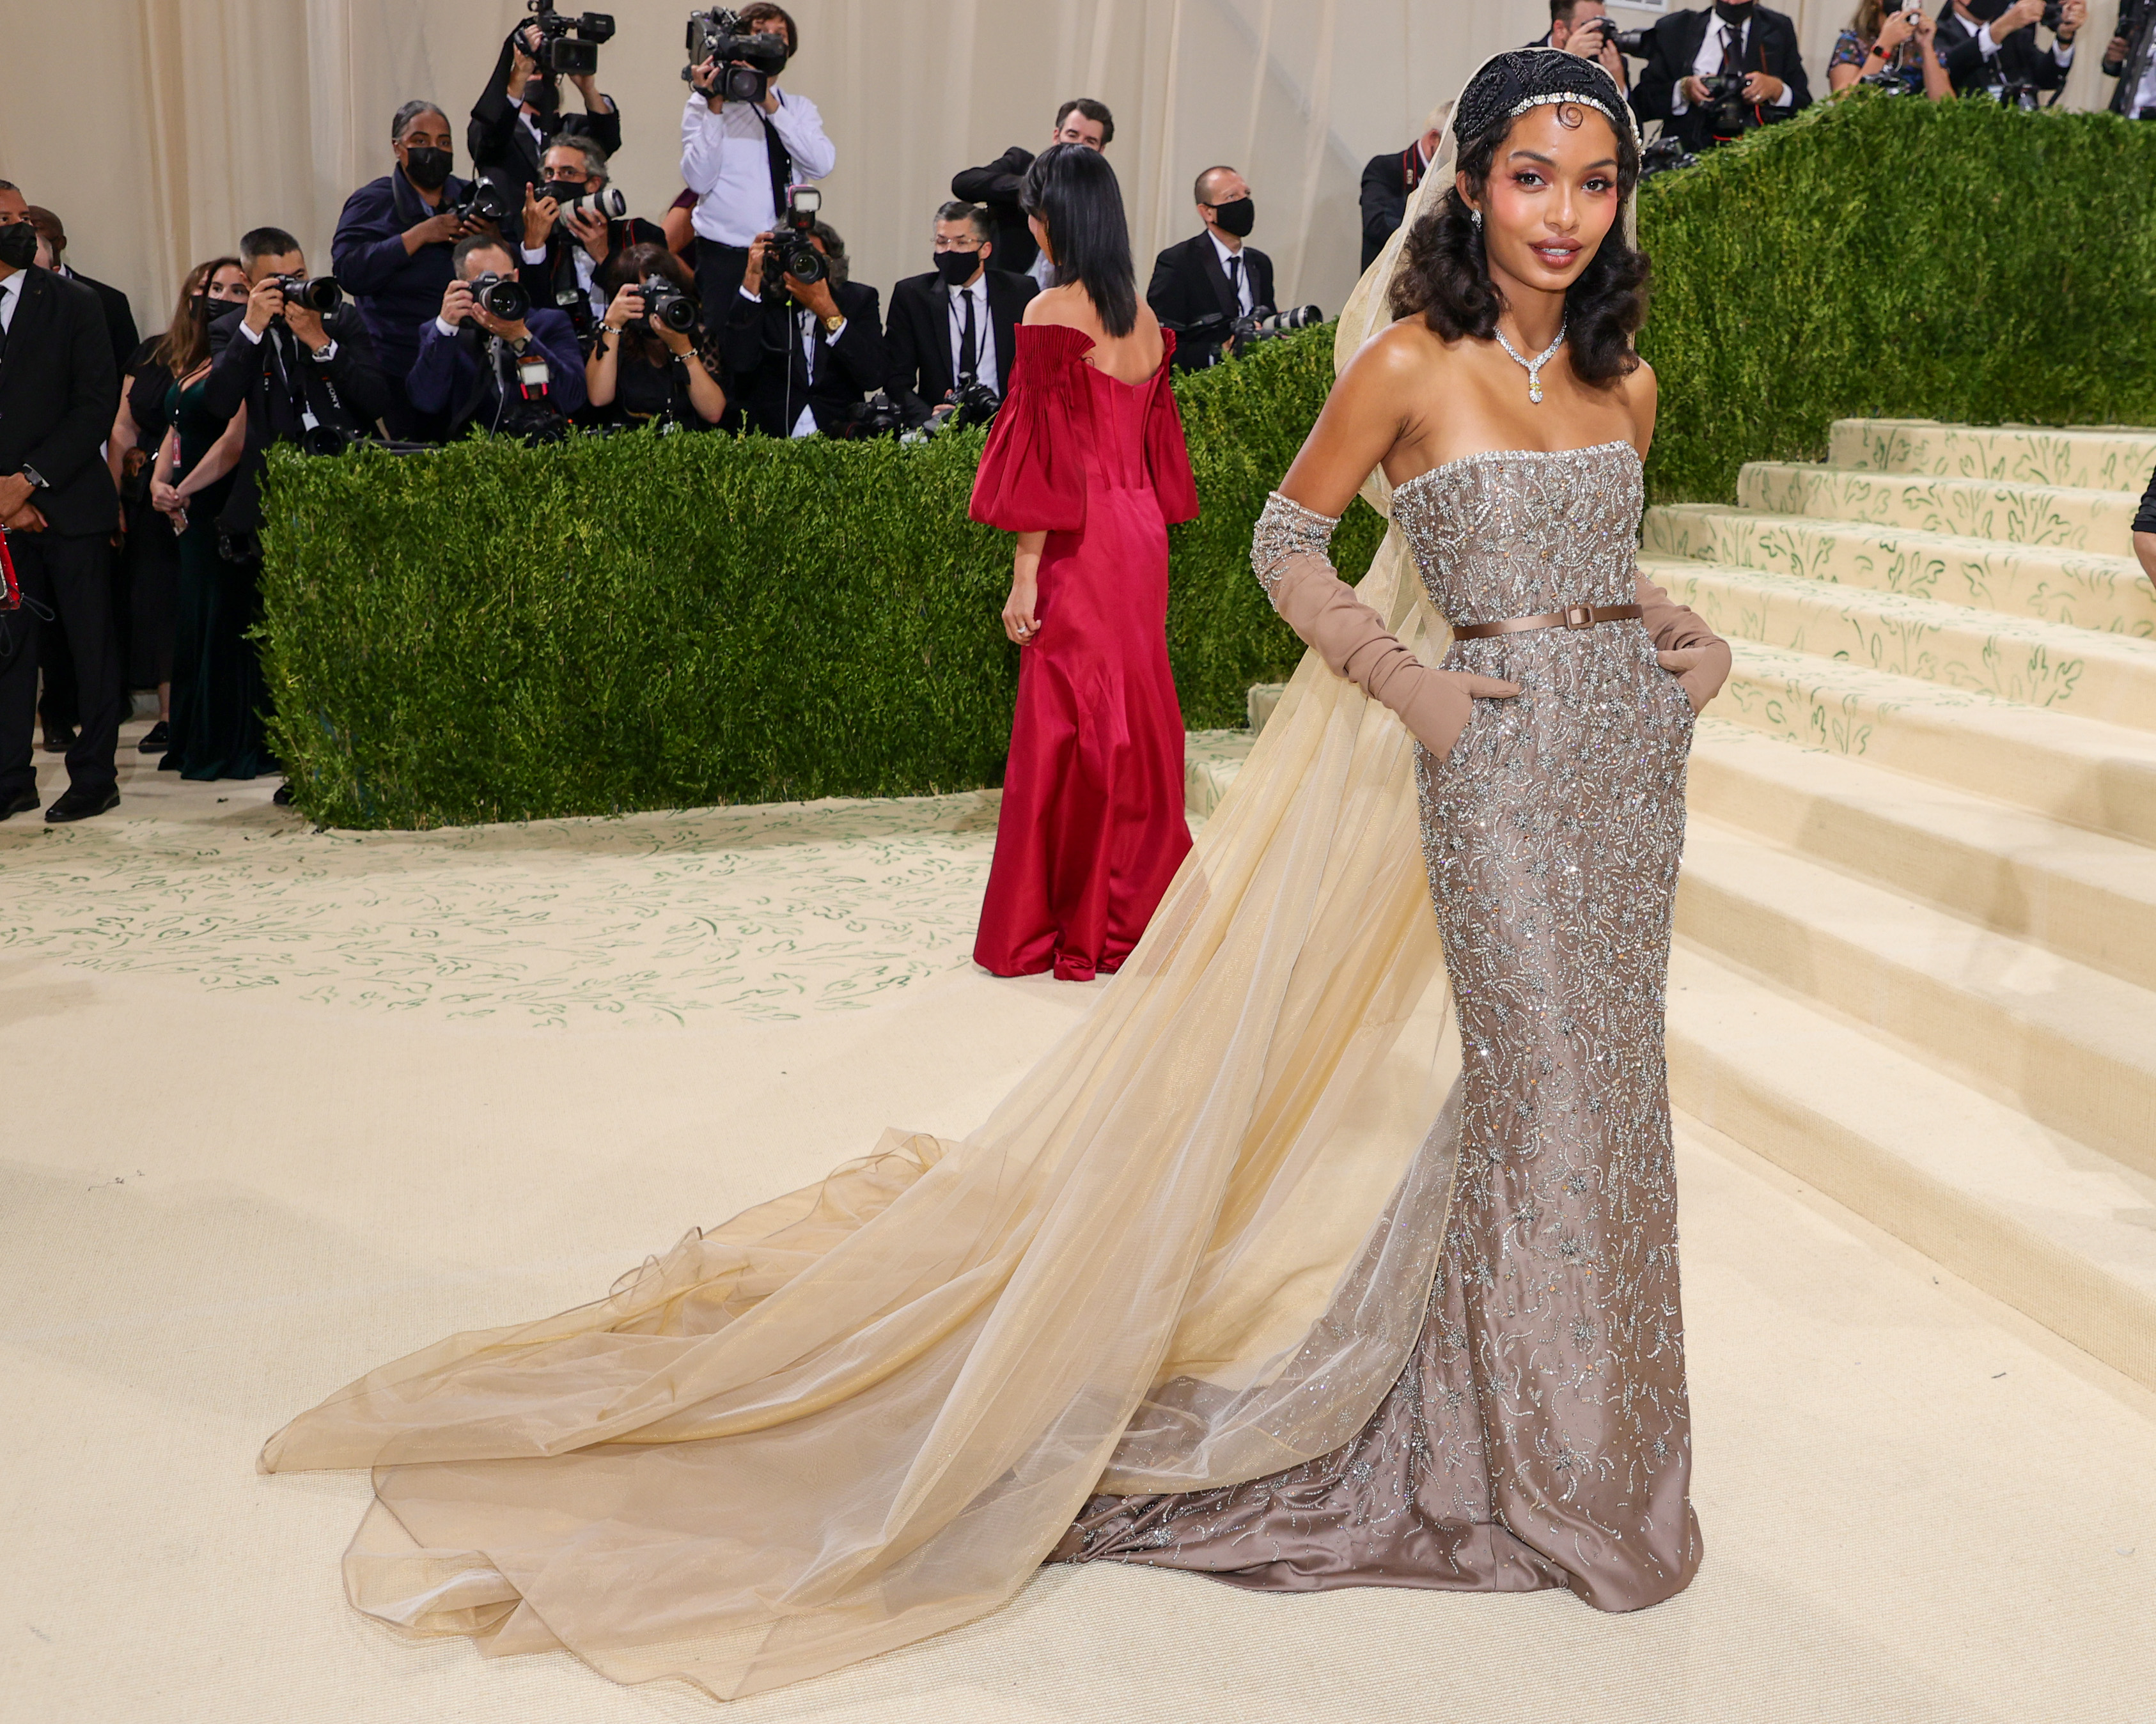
[1388,102,1650,389]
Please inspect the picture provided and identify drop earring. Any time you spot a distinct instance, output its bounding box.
[1469,207,1483,230]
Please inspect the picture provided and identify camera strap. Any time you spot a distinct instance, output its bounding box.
[0,527,19,613]
[756,105,792,228]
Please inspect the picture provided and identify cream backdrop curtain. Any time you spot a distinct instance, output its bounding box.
[0,0,2125,346]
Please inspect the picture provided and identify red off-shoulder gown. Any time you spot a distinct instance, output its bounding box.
[967,324,1200,981]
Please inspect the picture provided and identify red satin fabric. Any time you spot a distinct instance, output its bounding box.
[968,325,1199,981]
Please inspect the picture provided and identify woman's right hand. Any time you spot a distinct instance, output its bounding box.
[1003,577,1040,646]
[151,478,184,517]
[603,284,647,330]
[1877,8,1917,49]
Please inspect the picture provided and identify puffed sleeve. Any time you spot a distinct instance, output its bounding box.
[969,323,1089,533]
[1143,330,1199,526]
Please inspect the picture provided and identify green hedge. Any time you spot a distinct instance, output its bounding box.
[1635,91,2156,501]
[263,93,2156,828]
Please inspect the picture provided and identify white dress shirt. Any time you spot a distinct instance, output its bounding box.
[2137,42,2156,113]
[1958,6,2076,96]
[682,88,837,247]
[945,274,1001,396]
[1208,230,1256,315]
[522,236,605,320]
[1671,17,1799,112]
[0,268,23,336]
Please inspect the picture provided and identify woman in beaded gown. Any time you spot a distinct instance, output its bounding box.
[260,50,1724,1705]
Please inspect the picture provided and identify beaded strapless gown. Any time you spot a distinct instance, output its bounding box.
[1054,440,1704,1611]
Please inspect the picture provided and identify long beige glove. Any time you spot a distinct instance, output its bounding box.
[1636,572,1732,712]
[1252,492,1517,762]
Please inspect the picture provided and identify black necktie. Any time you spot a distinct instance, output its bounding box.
[1719,22,1742,74]
[958,288,977,382]
[1226,254,1244,312]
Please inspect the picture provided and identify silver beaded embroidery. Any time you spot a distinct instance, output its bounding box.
[1250,491,1340,606]
[1056,442,1701,1606]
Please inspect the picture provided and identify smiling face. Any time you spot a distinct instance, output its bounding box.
[1460,102,1623,299]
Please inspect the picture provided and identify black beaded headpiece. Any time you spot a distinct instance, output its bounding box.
[1452,48,1627,148]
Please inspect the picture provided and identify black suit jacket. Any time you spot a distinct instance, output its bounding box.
[1359,144,1431,273]
[950,146,1038,274]
[719,279,889,437]
[883,267,1036,423]
[1630,6,1813,152]
[2107,0,2156,113]
[1146,233,1276,368]
[199,306,395,534]
[468,29,622,202]
[1937,4,2073,98]
[0,267,120,536]
[61,268,139,381]
[520,215,670,343]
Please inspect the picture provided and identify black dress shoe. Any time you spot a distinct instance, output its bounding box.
[272,783,294,807]
[40,726,79,754]
[0,787,38,821]
[137,720,171,753]
[45,783,120,823]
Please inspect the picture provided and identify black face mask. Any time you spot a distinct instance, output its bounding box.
[0,222,37,270]
[933,250,981,287]
[404,147,453,192]
[1711,0,1755,22]
[540,179,584,208]
[1208,196,1255,239]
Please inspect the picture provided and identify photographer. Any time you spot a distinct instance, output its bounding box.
[1358,109,1446,273]
[1146,166,1275,371]
[1937,0,2083,104]
[951,98,1114,284]
[469,15,621,205]
[884,201,1036,429]
[517,137,666,346]
[409,234,587,438]
[1531,3,1632,93]
[1630,3,1812,154]
[0,184,123,825]
[718,217,887,438]
[682,4,836,325]
[2104,0,2156,116]
[2134,458,2156,589]
[584,245,726,430]
[1828,4,1952,98]
[333,101,501,440]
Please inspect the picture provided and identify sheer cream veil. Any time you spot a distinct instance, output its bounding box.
[260,49,1634,1705]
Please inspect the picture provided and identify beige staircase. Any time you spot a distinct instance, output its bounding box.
[1205,419,2156,1390]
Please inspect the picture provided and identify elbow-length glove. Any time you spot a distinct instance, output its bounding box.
[1636,572,1732,712]
[1252,492,1517,763]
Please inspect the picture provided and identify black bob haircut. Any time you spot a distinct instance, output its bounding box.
[1020,142,1137,338]
[1389,96,1649,389]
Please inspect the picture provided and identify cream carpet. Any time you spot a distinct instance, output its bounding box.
[3,727,2153,1724]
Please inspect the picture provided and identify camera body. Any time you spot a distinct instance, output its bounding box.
[273,274,343,315]
[639,276,700,334]
[1698,70,1758,140]
[762,185,827,300]
[470,270,531,322]
[684,8,790,104]
[2041,0,2065,32]
[452,179,519,228]
[831,393,906,440]
[526,0,616,79]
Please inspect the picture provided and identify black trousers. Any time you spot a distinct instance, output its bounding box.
[694,238,752,338]
[0,529,122,802]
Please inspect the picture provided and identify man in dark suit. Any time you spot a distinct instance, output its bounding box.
[408,235,588,437]
[1937,0,2084,102]
[515,136,667,349]
[1146,166,1276,371]
[0,196,123,823]
[719,221,887,437]
[1358,113,1446,274]
[949,97,1113,284]
[333,100,510,440]
[2104,0,2156,114]
[1630,3,1812,155]
[20,205,137,380]
[468,17,621,206]
[884,201,1036,428]
[1528,2,1633,92]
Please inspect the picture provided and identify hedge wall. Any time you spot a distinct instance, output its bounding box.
[262,92,2156,828]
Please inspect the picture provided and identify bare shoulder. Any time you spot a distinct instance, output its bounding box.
[1338,315,1448,403]
[1022,286,1089,328]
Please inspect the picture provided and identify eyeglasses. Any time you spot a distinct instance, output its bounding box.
[932,238,984,252]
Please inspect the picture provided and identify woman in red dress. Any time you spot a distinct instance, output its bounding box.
[968,144,1200,981]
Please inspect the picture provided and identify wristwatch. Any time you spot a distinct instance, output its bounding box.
[310,339,339,363]
[821,313,844,336]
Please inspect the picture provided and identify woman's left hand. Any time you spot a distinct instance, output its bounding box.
[658,323,696,357]
[1657,647,1715,713]
[1003,579,1040,646]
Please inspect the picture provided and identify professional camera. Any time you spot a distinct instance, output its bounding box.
[638,275,700,334]
[1639,136,1698,179]
[831,393,906,440]
[470,270,531,322]
[1698,71,1758,141]
[2041,0,2065,31]
[1224,303,1323,355]
[555,185,629,231]
[272,274,343,315]
[761,185,827,300]
[524,0,616,79]
[451,178,519,227]
[1612,27,1655,56]
[684,7,791,104]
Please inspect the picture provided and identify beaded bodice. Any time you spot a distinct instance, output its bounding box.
[1391,441,1643,628]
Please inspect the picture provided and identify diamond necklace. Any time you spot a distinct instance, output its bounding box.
[1494,318,1565,405]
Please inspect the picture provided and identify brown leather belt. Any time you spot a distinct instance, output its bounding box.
[1451,602,1643,641]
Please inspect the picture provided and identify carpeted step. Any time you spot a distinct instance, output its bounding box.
[1738,463,2143,557]
[1825,418,2156,493]
[1707,637,2156,847]
[1666,942,2156,1392]
[1184,728,1252,818]
[1642,504,2156,640]
[1685,721,2156,992]
[1676,818,2156,1174]
[1643,555,2156,731]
